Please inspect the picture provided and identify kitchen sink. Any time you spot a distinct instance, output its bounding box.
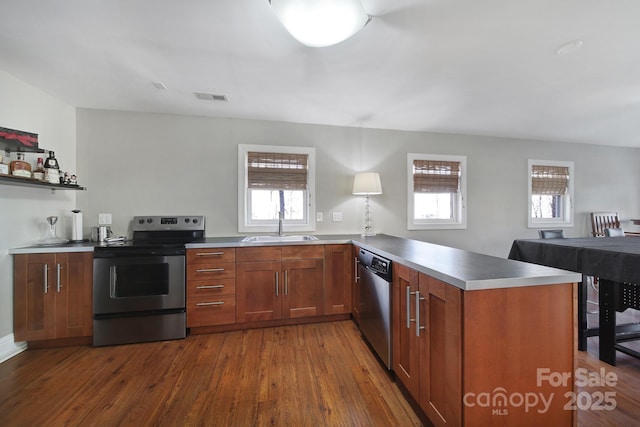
[241,235,318,242]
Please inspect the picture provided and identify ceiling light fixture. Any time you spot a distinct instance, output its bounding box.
[268,0,371,47]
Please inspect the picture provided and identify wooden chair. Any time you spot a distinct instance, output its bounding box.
[591,212,620,237]
[538,229,565,239]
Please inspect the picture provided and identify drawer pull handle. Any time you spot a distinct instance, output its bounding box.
[196,252,225,256]
[415,290,426,337]
[196,284,225,289]
[196,301,225,306]
[43,265,49,294]
[196,268,225,273]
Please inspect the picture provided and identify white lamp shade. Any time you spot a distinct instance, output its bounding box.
[269,0,370,47]
[353,172,382,195]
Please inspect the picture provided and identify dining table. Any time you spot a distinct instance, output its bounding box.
[509,236,640,366]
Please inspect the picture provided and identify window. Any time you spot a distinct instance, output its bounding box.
[528,159,574,228]
[238,144,315,233]
[407,153,467,230]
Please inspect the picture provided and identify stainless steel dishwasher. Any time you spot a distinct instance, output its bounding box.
[356,248,392,370]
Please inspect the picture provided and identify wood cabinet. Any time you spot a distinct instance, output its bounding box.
[393,263,421,397]
[186,248,236,327]
[393,263,575,427]
[323,244,353,315]
[417,273,462,427]
[13,252,93,342]
[236,245,324,323]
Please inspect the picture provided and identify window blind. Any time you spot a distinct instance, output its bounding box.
[247,151,308,190]
[413,159,461,193]
[531,165,569,195]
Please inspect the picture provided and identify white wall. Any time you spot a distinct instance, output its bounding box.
[77,108,640,258]
[0,70,77,338]
[1,82,639,344]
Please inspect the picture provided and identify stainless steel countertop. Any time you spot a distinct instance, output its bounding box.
[9,241,96,254]
[10,234,581,291]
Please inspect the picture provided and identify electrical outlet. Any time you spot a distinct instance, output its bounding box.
[332,212,342,222]
[98,213,112,225]
[317,212,323,222]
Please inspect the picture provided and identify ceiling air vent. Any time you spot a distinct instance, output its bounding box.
[194,92,228,102]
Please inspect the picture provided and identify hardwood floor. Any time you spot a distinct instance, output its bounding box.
[577,296,640,427]
[0,321,420,426]
[1,319,639,426]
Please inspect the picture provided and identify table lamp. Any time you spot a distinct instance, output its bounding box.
[353,172,382,236]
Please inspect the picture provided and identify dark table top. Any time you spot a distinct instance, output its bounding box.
[509,236,640,284]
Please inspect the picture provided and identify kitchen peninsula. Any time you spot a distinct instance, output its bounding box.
[11,234,580,426]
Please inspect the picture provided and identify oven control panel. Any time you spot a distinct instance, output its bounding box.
[132,215,205,231]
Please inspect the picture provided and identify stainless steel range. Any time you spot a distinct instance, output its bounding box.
[92,215,205,346]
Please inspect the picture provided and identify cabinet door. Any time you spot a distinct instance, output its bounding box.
[324,244,353,315]
[55,252,93,338]
[418,274,462,427]
[282,259,324,318]
[236,261,281,322]
[14,254,57,341]
[392,263,420,397]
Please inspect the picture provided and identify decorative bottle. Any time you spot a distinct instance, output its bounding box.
[10,152,32,178]
[43,151,60,184]
[32,157,45,181]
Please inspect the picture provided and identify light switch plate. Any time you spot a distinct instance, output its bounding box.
[332,212,342,222]
[98,213,112,225]
[317,212,323,222]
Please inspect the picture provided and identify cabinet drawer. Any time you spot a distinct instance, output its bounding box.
[187,262,236,280]
[187,278,236,297]
[187,248,235,264]
[187,295,236,327]
[237,246,282,262]
[282,245,324,260]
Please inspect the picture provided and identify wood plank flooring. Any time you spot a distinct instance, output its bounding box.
[0,321,420,426]
[1,319,639,426]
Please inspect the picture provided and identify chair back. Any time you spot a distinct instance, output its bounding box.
[590,212,620,237]
[539,229,565,239]
[604,228,625,237]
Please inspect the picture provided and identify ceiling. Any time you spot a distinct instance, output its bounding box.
[1,0,640,147]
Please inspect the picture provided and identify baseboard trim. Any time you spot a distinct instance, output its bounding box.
[0,334,27,364]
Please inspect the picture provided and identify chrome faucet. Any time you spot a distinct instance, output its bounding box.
[278,211,284,236]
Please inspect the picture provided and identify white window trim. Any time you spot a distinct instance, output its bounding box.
[407,153,467,230]
[238,144,316,233]
[527,159,574,228]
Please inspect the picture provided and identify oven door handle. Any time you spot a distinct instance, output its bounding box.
[109,265,118,298]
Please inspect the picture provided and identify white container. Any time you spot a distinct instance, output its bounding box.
[0,156,8,175]
[71,209,83,241]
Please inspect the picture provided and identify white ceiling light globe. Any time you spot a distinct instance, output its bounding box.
[269,0,371,47]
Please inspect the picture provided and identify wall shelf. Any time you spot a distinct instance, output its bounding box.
[0,175,86,191]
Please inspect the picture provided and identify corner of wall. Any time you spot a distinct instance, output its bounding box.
[0,333,27,364]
